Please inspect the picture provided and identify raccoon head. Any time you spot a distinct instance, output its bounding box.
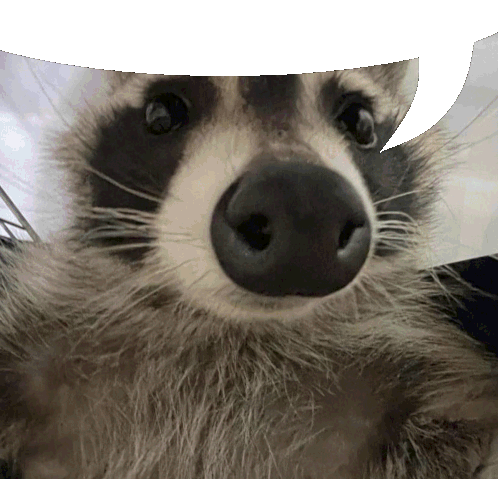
[56,61,449,322]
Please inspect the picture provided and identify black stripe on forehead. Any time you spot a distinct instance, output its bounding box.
[84,76,218,260]
[239,75,299,127]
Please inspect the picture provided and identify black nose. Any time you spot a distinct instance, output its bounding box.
[210,161,371,297]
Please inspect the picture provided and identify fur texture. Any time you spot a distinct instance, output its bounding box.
[1,63,498,479]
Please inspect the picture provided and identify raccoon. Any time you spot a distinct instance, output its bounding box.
[1,62,498,479]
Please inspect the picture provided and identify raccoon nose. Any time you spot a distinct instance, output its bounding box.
[210,161,371,297]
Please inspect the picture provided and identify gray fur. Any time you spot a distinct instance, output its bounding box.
[0,63,497,479]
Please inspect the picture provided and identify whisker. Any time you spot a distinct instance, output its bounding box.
[375,210,418,222]
[185,268,217,294]
[80,217,152,232]
[84,166,162,204]
[80,210,200,242]
[90,207,158,219]
[82,231,151,241]
[373,190,421,207]
[85,243,152,253]
[423,92,498,159]
[448,93,498,142]
[375,222,419,235]
[434,128,498,163]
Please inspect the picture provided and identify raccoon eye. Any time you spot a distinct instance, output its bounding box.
[335,99,377,149]
[145,93,189,135]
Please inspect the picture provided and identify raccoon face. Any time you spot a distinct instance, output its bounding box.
[63,61,441,321]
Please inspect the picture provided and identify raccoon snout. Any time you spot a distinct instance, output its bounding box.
[210,160,371,297]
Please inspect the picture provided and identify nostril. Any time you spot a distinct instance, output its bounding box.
[236,214,271,251]
[211,161,372,297]
[338,221,364,251]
